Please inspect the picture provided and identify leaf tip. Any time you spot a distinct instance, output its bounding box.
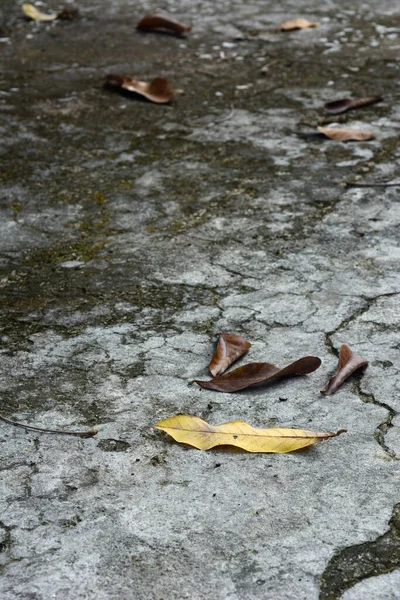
[320,387,331,395]
[298,355,322,374]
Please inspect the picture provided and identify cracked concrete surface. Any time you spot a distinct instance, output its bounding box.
[0,0,399,598]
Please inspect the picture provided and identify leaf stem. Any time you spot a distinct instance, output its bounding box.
[335,428,348,435]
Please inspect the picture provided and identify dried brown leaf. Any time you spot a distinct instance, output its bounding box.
[324,96,382,115]
[317,126,374,142]
[321,344,369,395]
[137,14,191,35]
[278,18,319,31]
[209,333,251,377]
[106,74,179,104]
[192,356,321,393]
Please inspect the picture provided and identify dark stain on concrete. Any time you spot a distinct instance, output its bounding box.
[319,503,400,599]
[98,438,131,452]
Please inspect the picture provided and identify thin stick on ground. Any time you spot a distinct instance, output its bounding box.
[206,105,235,127]
[0,413,98,438]
[346,182,400,188]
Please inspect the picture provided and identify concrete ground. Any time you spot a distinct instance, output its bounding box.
[0,0,399,598]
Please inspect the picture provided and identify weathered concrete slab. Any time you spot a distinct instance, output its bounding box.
[0,0,399,598]
[342,571,400,600]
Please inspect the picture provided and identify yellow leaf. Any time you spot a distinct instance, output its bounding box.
[155,415,346,453]
[23,3,57,22]
[278,18,319,31]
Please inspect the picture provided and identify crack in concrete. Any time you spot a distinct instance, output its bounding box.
[323,292,400,458]
[352,379,398,460]
[323,293,400,355]
[324,303,369,359]
[0,461,34,472]
[0,520,12,554]
[1,4,399,597]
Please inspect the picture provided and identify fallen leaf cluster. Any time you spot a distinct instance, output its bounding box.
[1,336,369,449]
[15,5,380,448]
[273,19,381,142]
[21,3,383,135]
[319,97,382,142]
[106,13,191,102]
[156,334,369,454]
[22,6,185,102]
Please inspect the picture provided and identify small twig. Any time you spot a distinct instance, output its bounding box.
[0,413,97,438]
[260,59,280,73]
[205,105,235,128]
[215,105,235,124]
[346,182,400,188]
[195,69,218,78]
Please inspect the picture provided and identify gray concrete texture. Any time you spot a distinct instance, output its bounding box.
[0,0,399,598]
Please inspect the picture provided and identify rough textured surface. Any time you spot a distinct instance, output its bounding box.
[0,0,399,598]
[341,570,400,600]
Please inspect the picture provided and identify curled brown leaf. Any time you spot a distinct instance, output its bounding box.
[209,333,251,377]
[317,126,374,142]
[137,14,191,35]
[106,75,179,104]
[192,356,321,393]
[324,96,382,115]
[321,344,368,395]
[278,18,319,31]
